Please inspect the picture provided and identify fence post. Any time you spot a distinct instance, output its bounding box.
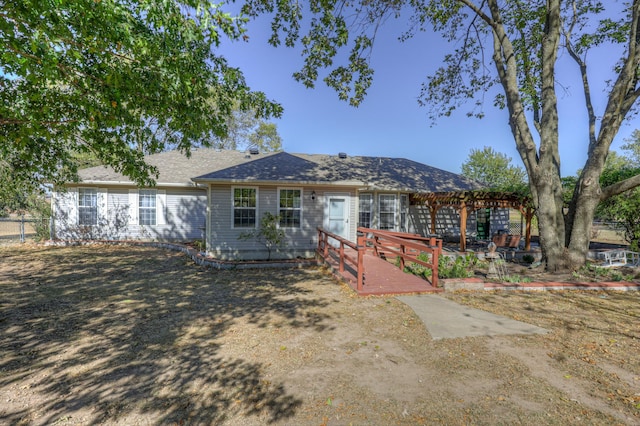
[20,215,25,243]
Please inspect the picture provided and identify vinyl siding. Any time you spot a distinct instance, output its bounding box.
[53,186,206,242]
[207,184,356,260]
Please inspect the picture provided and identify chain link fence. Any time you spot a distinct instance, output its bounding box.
[0,216,49,243]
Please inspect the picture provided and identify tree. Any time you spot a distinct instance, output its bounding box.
[597,140,640,250]
[205,107,283,152]
[1,0,282,192]
[238,212,285,260]
[243,0,640,271]
[461,146,527,193]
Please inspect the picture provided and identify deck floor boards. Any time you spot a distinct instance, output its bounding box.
[321,249,441,296]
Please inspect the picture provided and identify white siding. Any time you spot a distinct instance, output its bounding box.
[53,186,206,242]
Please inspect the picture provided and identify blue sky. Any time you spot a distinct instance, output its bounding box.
[219,11,639,177]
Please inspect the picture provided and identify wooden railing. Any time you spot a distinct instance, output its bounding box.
[358,227,442,288]
[317,227,365,290]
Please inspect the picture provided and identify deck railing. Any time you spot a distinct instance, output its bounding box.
[358,227,442,288]
[317,227,443,290]
[316,227,365,290]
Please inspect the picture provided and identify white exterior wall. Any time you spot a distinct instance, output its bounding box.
[52,186,206,242]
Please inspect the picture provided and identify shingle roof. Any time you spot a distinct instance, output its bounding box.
[77,149,481,193]
[192,151,482,193]
[77,149,275,186]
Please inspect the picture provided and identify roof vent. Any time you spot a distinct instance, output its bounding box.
[249,147,259,155]
[338,152,347,159]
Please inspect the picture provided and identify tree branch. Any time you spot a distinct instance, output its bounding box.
[563,1,597,151]
[601,173,640,200]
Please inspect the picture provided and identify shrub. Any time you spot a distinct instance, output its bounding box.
[405,253,481,279]
[522,254,535,264]
[238,212,285,260]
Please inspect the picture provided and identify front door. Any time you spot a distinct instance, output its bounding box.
[325,194,350,240]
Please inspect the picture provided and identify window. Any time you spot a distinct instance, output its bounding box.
[358,193,373,228]
[233,187,257,228]
[139,189,157,226]
[78,188,98,225]
[379,194,396,230]
[279,189,301,227]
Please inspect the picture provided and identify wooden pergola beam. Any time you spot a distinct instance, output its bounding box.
[410,191,535,252]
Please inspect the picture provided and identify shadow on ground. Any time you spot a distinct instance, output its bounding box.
[0,245,336,424]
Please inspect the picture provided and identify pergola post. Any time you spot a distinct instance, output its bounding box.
[459,201,467,252]
[524,206,533,251]
[429,205,439,234]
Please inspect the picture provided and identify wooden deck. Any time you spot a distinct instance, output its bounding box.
[322,248,442,296]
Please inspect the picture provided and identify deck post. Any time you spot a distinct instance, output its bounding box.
[357,247,364,291]
[339,242,345,272]
[323,232,329,257]
[399,244,405,270]
[431,248,440,288]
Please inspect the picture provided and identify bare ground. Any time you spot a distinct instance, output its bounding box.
[0,244,639,425]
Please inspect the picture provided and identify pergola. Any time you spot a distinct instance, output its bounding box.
[410,191,535,252]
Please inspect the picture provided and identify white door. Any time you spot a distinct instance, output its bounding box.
[325,194,350,240]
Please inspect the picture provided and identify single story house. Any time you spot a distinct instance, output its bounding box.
[52,149,510,260]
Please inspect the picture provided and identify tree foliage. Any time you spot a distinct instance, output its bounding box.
[243,0,640,271]
[461,146,527,193]
[205,107,283,152]
[1,0,282,192]
[596,136,640,250]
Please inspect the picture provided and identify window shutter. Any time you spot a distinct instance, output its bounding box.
[97,188,108,221]
[156,190,167,225]
[69,188,78,225]
[128,189,138,225]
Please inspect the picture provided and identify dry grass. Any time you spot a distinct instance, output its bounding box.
[0,244,639,425]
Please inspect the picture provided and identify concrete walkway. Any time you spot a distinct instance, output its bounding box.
[396,294,548,340]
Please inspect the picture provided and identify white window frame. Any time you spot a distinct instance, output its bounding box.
[378,194,397,231]
[129,189,166,226]
[232,187,258,229]
[278,188,302,228]
[139,189,157,226]
[358,193,373,229]
[78,187,98,226]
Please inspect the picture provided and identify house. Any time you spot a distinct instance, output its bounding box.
[52,149,509,260]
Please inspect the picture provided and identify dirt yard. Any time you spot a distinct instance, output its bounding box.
[0,244,639,425]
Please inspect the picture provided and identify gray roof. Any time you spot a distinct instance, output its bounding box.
[77,149,274,186]
[192,152,482,193]
[77,149,481,193]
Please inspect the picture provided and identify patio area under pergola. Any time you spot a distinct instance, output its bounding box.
[410,191,535,252]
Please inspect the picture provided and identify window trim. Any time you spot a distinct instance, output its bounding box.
[358,193,373,229]
[231,186,259,229]
[378,194,397,231]
[278,187,303,228]
[138,189,157,226]
[77,187,98,226]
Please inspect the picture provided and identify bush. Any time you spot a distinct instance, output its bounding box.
[405,253,481,279]
[522,254,535,264]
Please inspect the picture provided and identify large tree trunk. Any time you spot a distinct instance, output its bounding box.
[466,0,640,272]
[530,160,569,272]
